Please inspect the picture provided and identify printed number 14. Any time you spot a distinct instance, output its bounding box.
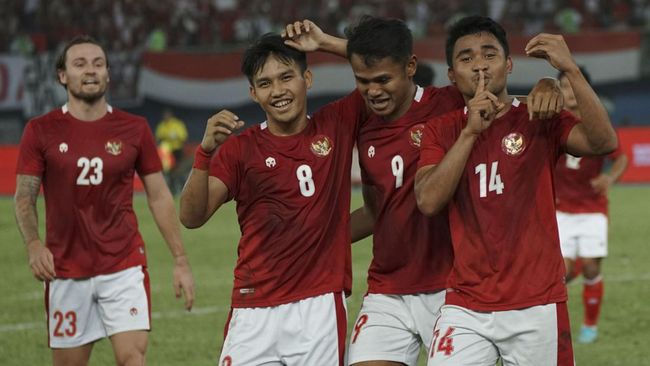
[475,161,504,198]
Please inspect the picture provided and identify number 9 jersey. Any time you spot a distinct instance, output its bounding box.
[16,104,162,278]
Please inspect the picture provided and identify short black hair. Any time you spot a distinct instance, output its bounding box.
[445,15,509,68]
[558,65,592,85]
[55,35,109,83]
[241,33,307,85]
[345,15,412,67]
[414,62,436,86]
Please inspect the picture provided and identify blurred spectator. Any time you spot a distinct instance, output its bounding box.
[156,108,188,194]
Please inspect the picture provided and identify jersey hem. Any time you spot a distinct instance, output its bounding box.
[230,285,348,308]
[445,292,568,312]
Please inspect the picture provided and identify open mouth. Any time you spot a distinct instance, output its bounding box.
[271,99,292,110]
[82,80,100,86]
[369,98,390,110]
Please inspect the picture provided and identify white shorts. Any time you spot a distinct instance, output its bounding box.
[46,266,151,348]
[427,303,574,366]
[556,211,608,259]
[219,292,347,366]
[347,291,445,365]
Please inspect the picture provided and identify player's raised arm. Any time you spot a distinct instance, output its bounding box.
[282,19,347,58]
[179,110,243,228]
[415,71,503,216]
[142,172,195,310]
[14,174,56,281]
[526,33,617,155]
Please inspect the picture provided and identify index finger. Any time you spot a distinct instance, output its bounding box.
[476,70,485,95]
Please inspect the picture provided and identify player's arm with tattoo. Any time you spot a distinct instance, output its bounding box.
[14,174,56,281]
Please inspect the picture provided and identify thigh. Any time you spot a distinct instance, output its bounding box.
[576,214,608,259]
[427,306,499,366]
[95,266,151,336]
[348,294,421,365]
[52,343,94,366]
[47,278,106,348]
[109,330,148,365]
[496,303,574,366]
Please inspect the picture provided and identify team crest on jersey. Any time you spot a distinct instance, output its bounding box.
[310,135,333,157]
[129,307,138,316]
[59,142,68,153]
[368,145,375,158]
[501,132,526,156]
[105,140,123,156]
[409,124,425,148]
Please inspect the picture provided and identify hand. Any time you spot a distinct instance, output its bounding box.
[27,240,56,281]
[525,33,578,73]
[590,173,613,194]
[201,110,245,152]
[172,255,195,311]
[281,19,325,52]
[527,77,564,120]
[465,70,505,136]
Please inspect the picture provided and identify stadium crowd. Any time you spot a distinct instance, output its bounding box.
[2,0,650,56]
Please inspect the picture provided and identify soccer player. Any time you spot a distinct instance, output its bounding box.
[415,16,617,365]
[554,66,628,344]
[283,16,564,366]
[14,36,195,366]
[179,33,367,365]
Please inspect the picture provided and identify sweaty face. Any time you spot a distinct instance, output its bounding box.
[559,75,578,112]
[59,43,109,104]
[448,32,512,100]
[250,55,311,128]
[350,54,416,121]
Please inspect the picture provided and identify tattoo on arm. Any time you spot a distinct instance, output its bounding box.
[14,175,42,245]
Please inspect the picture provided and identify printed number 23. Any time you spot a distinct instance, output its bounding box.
[474,161,504,197]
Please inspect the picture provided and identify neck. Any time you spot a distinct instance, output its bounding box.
[266,114,309,136]
[384,82,417,122]
[66,96,108,122]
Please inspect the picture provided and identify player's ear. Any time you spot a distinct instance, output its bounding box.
[506,56,513,74]
[58,69,67,86]
[249,85,259,103]
[303,69,313,90]
[447,68,456,84]
[406,55,417,78]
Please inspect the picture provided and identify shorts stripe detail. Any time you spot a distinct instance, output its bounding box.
[142,267,152,330]
[45,282,50,347]
[556,302,574,365]
[333,292,346,366]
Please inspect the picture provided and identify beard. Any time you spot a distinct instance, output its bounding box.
[69,86,107,104]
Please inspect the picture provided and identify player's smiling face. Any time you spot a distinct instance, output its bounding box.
[59,43,109,103]
[350,54,416,121]
[249,55,312,128]
[448,32,512,100]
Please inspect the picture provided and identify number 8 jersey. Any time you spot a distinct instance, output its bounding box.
[210,92,366,308]
[16,105,162,278]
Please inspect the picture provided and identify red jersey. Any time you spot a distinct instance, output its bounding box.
[554,146,623,215]
[210,92,366,308]
[418,99,578,311]
[16,105,162,278]
[357,85,464,294]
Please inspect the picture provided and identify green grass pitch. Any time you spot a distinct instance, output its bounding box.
[0,186,648,365]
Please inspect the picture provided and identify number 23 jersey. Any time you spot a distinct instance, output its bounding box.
[210,92,366,308]
[16,105,162,278]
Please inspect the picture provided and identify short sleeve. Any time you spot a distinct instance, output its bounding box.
[16,120,45,176]
[210,137,240,200]
[136,120,163,176]
[418,112,457,169]
[319,90,368,136]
